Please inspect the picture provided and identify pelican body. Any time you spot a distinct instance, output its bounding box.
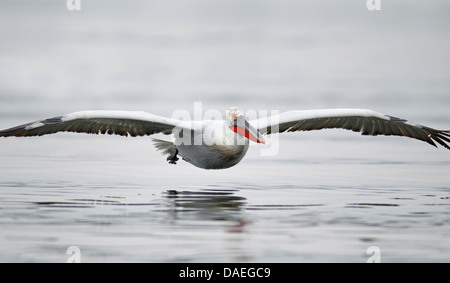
[154,108,264,169]
[0,107,448,169]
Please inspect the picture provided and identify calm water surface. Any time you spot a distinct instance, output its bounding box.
[1,134,449,262]
[0,0,449,262]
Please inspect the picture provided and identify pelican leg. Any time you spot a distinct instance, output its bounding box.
[167,148,179,164]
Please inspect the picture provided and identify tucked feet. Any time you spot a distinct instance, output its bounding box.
[167,148,179,164]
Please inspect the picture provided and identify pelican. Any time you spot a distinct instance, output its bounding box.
[0,107,449,169]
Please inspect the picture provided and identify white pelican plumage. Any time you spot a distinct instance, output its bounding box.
[0,107,449,169]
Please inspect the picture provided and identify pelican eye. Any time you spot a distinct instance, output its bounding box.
[232,113,237,120]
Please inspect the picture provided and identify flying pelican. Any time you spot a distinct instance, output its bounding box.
[0,107,449,169]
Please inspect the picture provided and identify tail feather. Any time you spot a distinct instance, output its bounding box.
[152,138,176,156]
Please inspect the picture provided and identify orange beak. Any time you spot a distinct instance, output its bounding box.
[230,116,265,144]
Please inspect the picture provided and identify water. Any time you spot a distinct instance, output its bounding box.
[0,0,450,262]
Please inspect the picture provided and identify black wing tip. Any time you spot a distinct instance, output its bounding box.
[423,127,450,150]
[388,116,450,150]
[0,116,63,137]
[0,124,28,137]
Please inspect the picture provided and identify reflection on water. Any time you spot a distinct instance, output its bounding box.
[163,189,246,221]
[0,180,450,262]
[33,188,247,221]
[35,197,155,208]
[31,186,252,233]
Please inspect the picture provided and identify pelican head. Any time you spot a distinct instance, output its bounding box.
[225,107,265,144]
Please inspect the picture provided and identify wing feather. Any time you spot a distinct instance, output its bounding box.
[0,110,189,138]
[251,109,450,150]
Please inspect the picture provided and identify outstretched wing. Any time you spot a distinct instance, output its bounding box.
[0,110,190,137]
[251,109,450,150]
